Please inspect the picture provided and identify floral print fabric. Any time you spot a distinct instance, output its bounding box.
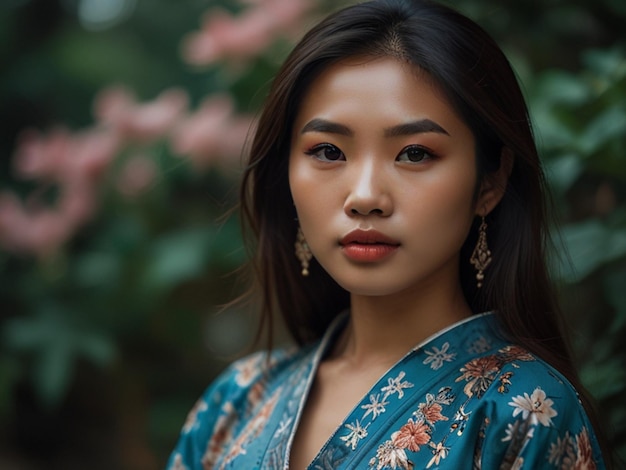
[166,313,606,469]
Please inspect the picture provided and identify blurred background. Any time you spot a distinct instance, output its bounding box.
[0,0,624,468]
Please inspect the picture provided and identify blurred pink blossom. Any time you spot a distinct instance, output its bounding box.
[0,123,122,257]
[59,181,97,229]
[170,95,255,169]
[116,155,158,198]
[94,86,189,141]
[12,126,120,184]
[182,0,314,66]
[13,127,71,181]
[0,191,85,258]
[63,128,121,182]
[2,0,320,258]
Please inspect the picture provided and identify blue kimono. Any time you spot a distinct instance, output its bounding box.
[167,312,606,469]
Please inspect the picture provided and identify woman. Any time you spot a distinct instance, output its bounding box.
[167,0,608,468]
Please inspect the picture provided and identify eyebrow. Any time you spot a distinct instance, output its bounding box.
[299,118,449,137]
[384,119,449,137]
[300,119,352,136]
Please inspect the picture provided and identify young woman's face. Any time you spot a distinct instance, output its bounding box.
[289,57,480,297]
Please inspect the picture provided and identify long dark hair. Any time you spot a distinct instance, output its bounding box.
[239,0,608,461]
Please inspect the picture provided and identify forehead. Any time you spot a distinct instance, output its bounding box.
[293,56,469,137]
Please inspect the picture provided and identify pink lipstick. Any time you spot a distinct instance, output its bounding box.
[339,229,400,262]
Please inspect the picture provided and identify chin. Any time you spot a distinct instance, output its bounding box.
[334,278,410,298]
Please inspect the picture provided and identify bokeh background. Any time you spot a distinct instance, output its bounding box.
[0,0,624,468]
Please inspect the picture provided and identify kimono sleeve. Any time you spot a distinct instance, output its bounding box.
[479,360,607,469]
[165,355,258,470]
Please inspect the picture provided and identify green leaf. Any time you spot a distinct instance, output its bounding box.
[532,70,590,106]
[144,228,213,288]
[74,251,122,288]
[2,307,116,408]
[75,331,116,366]
[576,105,626,155]
[544,153,583,194]
[33,340,74,409]
[582,48,626,80]
[558,220,626,282]
[532,106,576,151]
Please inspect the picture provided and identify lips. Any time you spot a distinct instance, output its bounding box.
[339,229,400,262]
[340,229,400,246]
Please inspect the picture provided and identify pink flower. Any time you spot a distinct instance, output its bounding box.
[2,124,119,257]
[392,419,431,452]
[0,181,99,258]
[171,95,254,169]
[12,126,120,185]
[0,193,30,252]
[13,127,71,181]
[116,154,158,198]
[58,181,97,227]
[418,402,448,425]
[181,0,313,66]
[264,0,313,34]
[94,86,188,141]
[63,128,120,182]
[182,9,273,65]
[0,193,70,257]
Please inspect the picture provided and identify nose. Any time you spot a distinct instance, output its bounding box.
[343,159,393,217]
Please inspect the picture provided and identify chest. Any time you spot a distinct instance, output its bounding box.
[289,364,389,469]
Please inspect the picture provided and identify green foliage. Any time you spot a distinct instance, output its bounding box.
[529,46,626,463]
[0,0,624,467]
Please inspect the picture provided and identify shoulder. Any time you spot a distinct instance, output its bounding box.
[166,345,310,470]
[463,343,606,468]
[190,344,307,429]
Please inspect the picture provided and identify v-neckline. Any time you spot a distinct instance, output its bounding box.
[283,311,495,469]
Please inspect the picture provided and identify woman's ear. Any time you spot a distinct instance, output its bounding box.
[476,147,513,216]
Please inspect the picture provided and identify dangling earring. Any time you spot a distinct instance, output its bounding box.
[295,226,312,276]
[470,215,492,288]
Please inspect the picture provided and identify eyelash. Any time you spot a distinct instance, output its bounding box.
[304,143,345,161]
[303,143,437,163]
[396,145,437,163]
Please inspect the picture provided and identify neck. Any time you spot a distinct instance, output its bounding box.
[332,278,472,369]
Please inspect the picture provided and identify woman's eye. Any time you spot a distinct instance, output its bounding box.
[396,145,433,163]
[305,144,345,162]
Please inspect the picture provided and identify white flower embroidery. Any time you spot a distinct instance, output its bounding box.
[426,441,450,468]
[370,441,411,470]
[274,416,293,437]
[509,387,558,427]
[233,354,263,387]
[501,420,534,442]
[423,342,456,370]
[381,371,414,400]
[547,431,573,465]
[182,399,208,433]
[361,393,389,421]
[340,419,369,450]
[169,453,189,470]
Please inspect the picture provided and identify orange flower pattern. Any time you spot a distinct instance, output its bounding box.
[167,313,606,470]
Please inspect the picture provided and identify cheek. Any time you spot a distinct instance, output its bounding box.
[406,171,478,240]
[289,159,334,219]
[289,159,309,212]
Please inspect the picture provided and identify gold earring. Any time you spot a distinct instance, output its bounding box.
[295,226,312,276]
[470,216,492,288]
